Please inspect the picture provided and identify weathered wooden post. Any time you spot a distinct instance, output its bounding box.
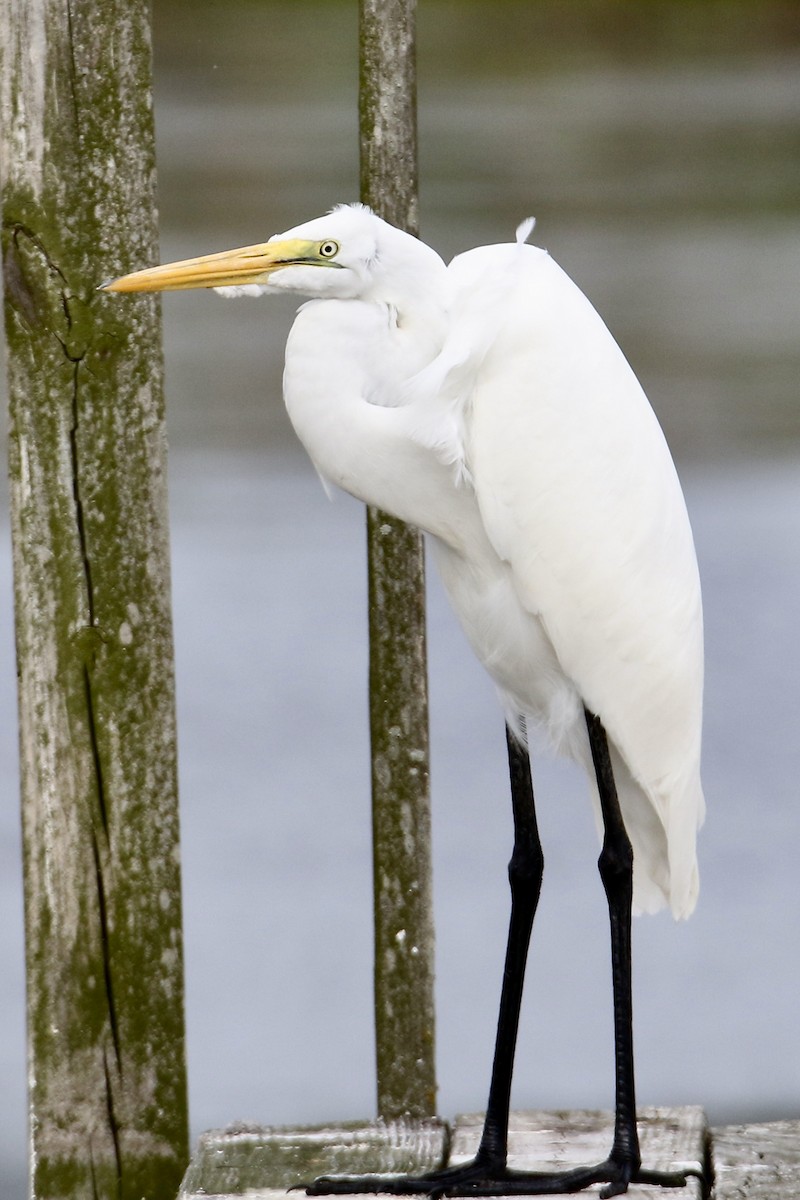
[360,0,437,1122]
[0,2,189,1198]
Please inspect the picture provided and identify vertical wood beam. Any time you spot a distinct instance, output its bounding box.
[0,1,189,1196]
[359,0,437,1121]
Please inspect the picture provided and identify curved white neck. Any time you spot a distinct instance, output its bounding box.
[282,295,484,556]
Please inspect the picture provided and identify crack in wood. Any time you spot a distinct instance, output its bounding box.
[68,357,96,625]
[103,1044,124,1199]
[2,226,41,327]
[90,819,123,1077]
[89,1145,100,1200]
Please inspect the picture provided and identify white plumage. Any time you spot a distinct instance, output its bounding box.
[277,206,705,919]
[105,202,704,919]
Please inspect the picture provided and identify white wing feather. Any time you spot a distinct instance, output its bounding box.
[417,239,704,916]
[405,234,538,481]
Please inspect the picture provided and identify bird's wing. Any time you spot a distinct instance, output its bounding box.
[426,241,704,879]
[403,228,539,483]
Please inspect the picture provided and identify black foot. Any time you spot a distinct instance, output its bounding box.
[305,1157,694,1197]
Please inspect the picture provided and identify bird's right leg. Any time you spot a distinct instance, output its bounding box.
[467,721,545,1175]
[307,721,545,1195]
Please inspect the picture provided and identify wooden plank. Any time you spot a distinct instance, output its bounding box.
[178,1119,448,1199]
[178,1109,709,1198]
[449,1108,707,1198]
[711,1119,800,1199]
[178,1114,800,1198]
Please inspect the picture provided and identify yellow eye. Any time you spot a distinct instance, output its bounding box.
[319,240,339,259]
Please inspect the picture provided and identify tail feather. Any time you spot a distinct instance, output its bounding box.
[576,727,701,918]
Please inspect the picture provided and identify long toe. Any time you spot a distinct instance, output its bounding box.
[305,1159,691,1197]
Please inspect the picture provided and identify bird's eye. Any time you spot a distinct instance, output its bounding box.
[319,241,339,259]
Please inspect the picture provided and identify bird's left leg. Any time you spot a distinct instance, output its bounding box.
[584,707,640,1195]
[582,708,693,1199]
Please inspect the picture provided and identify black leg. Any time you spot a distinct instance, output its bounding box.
[473,722,545,1169]
[583,707,640,1197]
[306,715,694,1197]
[307,721,546,1194]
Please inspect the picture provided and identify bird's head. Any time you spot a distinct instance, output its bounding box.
[101,204,446,306]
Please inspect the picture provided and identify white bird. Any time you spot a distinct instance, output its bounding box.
[104,205,704,1198]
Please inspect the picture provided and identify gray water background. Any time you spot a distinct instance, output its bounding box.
[1,2,799,1193]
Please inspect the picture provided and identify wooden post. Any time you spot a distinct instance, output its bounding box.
[0,2,189,1197]
[359,0,437,1121]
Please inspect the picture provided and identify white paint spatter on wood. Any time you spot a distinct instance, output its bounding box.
[0,0,48,195]
[711,1119,800,1199]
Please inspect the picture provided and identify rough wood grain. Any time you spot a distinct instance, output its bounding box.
[0,0,189,1196]
[178,1113,800,1199]
[711,1119,800,1198]
[177,1109,711,1198]
[359,0,437,1122]
[178,1118,448,1199]
[451,1108,707,1197]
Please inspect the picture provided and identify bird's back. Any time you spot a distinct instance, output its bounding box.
[422,238,704,917]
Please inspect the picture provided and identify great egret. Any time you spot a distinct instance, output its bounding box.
[104,205,704,1198]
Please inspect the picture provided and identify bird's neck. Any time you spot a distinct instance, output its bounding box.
[282,294,477,551]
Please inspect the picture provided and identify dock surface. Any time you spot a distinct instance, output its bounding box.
[176,1107,800,1198]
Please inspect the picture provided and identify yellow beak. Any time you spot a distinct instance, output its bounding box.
[101,237,324,293]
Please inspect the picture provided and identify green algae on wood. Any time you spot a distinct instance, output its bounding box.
[360,0,437,1123]
[0,0,189,1196]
